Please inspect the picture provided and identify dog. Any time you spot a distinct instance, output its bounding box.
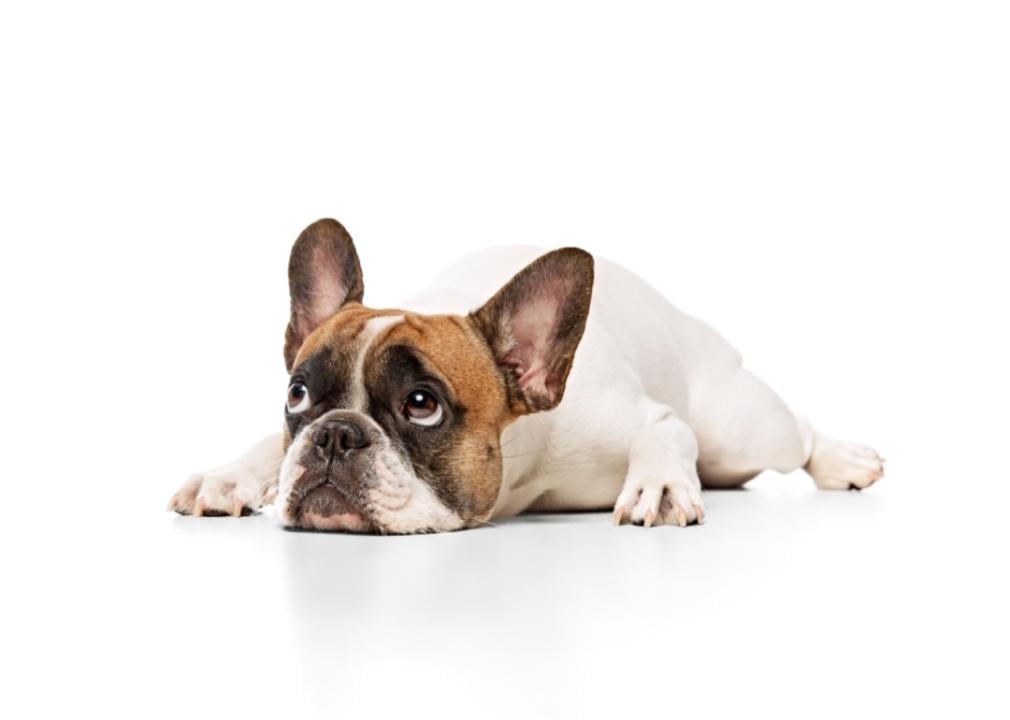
[169,218,884,533]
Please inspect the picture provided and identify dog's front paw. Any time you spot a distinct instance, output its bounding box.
[168,466,268,517]
[612,470,705,528]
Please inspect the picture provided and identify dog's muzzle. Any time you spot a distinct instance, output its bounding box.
[284,413,380,533]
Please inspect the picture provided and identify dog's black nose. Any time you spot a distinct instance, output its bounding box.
[333,419,370,451]
[313,419,370,455]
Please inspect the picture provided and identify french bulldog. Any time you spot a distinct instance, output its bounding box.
[169,219,884,533]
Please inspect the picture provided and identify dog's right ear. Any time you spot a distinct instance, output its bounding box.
[284,218,365,371]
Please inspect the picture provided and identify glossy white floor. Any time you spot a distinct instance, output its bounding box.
[9,461,1005,720]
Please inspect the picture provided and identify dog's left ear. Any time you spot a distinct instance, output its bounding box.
[284,218,365,371]
[470,248,594,414]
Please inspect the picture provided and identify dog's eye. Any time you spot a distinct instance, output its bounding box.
[402,389,443,427]
[287,382,311,414]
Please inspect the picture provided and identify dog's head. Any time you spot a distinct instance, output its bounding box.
[275,219,594,534]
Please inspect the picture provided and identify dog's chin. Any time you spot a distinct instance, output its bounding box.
[291,485,375,534]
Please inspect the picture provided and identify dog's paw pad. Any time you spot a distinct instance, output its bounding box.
[807,437,885,490]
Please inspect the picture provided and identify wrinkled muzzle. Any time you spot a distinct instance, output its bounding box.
[276,410,464,534]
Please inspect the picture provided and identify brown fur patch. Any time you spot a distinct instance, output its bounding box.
[367,313,515,521]
[291,304,402,370]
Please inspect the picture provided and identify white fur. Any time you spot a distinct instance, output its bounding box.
[274,424,313,526]
[348,315,403,410]
[366,450,464,534]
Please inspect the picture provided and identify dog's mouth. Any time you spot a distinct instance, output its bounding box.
[291,484,375,534]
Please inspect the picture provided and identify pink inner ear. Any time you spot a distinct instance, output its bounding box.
[298,247,349,334]
[502,288,564,400]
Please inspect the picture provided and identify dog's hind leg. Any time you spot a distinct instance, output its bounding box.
[692,368,884,490]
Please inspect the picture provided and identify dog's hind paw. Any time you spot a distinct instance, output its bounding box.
[805,434,885,491]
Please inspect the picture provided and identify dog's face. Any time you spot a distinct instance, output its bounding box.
[275,219,594,534]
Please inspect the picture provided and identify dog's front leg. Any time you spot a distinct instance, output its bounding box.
[613,403,705,527]
[168,433,284,517]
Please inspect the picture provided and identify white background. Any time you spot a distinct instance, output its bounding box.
[1,1,1008,718]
